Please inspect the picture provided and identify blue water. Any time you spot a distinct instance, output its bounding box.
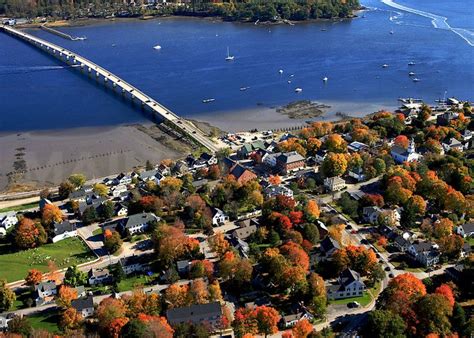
[0,0,473,132]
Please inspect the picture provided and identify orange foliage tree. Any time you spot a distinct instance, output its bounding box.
[305,200,320,220]
[14,218,47,249]
[25,269,42,287]
[60,307,82,331]
[208,232,230,257]
[57,285,78,308]
[435,284,455,308]
[268,175,282,185]
[41,204,63,225]
[96,297,128,336]
[164,283,190,309]
[137,314,174,338]
[292,318,314,338]
[394,135,409,149]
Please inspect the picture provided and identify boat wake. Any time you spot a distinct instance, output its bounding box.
[381,0,474,46]
[0,65,68,75]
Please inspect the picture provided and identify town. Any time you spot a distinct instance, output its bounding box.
[0,96,473,338]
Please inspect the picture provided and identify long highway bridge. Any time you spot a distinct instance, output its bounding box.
[1,24,221,153]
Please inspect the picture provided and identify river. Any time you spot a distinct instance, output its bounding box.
[0,0,473,133]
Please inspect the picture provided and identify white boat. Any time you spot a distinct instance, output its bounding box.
[382,64,389,68]
[289,74,294,77]
[288,80,292,84]
[412,78,420,82]
[240,86,250,91]
[153,45,162,50]
[408,61,416,66]
[408,72,415,76]
[390,30,394,34]
[323,76,328,82]
[295,88,303,93]
[225,47,234,61]
[202,98,216,103]
[279,69,284,74]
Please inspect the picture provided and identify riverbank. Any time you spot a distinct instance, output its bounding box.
[0,124,188,193]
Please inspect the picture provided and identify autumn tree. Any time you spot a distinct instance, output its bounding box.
[415,294,453,336]
[328,224,344,245]
[433,218,454,239]
[305,200,320,220]
[208,232,230,257]
[104,229,123,254]
[435,284,455,308]
[268,175,282,185]
[0,279,15,312]
[365,309,406,338]
[164,283,190,309]
[41,204,63,225]
[292,318,313,338]
[438,234,464,259]
[322,153,347,177]
[14,218,47,249]
[57,285,78,308]
[93,183,109,197]
[137,314,174,338]
[394,135,409,149]
[219,251,253,286]
[96,297,128,337]
[325,134,347,153]
[208,280,223,303]
[68,173,86,188]
[153,224,199,265]
[190,278,209,304]
[233,307,258,337]
[189,260,214,280]
[255,306,281,337]
[60,307,82,331]
[25,269,42,287]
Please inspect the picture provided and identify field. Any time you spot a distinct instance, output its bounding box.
[0,238,95,282]
[28,310,61,334]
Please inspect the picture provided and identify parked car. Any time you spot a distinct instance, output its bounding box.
[347,301,360,308]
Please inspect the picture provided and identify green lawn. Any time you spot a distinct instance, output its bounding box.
[0,202,39,213]
[116,273,157,292]
[467,237,474,246]
[0,238,95,282]
[330,282,381,307]
[28,310,61,334]
[391,261,424,273]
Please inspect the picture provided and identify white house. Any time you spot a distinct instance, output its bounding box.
[115,204,128,217]
[119,255,150,275]
[212,208,229,227]
[35,281,57,306]
[0,212,18,230]
[408,241,440,267]
[264,185,294,198]
[456,222,474,238]
[110,184,128,198]
[324,176,346,192]
[72,296,94,318]
[113,173,132,186]
[442,138,464,152]
[52,221,77,243]
[281,310,314,328]
[327,269,366,300]
[88,268,113,285]
[262,152,281,168]
[200,153,218,166]
[362,206,382,224]
[314,149,327,164]
[390,139,421,163]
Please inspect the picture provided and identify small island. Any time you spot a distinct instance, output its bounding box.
[277,100,330,119]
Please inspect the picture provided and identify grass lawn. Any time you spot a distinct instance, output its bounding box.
[467,237,474,246]
[28,310,61,334]
[92,228,103,236]
[0,202,38,213]
[116,273,157,292]
[391,261,424,273]
[330,291,372,307]
[0,238,95,282]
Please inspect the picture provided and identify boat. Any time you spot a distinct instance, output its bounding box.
[390,30,394,34]
[255,19,259,25]
[408,61,416,66]
[323,76,328,82]
[202,98,216,103]
[240,87,250,91]
[225,47,234,61]
[279,69,284,74]
[289,74,295,78]
[288,80,292,84]
[412,78,421,82]
[112,44,116,47]
[408,72,415,76]
[321,28,327,31]
[153,45,162,50]
[295,88,303,93]
[382,64,389,68]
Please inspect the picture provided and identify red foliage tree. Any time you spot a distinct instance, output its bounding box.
[435,284,455,308]
[394,135,409,149]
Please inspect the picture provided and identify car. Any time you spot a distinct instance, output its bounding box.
[384,266,391,271]
[426,267,434,273]
[376,253,380,258]
[347,301,360,308]
[389,273,394,278]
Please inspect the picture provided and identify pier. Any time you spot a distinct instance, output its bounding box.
[40,24,86,41]
[1,24,220,153]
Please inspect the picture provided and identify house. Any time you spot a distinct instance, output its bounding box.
[280,310,314,328]
[393,235,411,252]
[110,184,128,198]
[173,160,189,175]
[319,236,341,258]
[78,197,105,216]
[390,139,422,163]
[237,141,266,159]
[74,286,86,298]
[264,185,294,198]
[348,167,366,182]
[347,141,369,153]
[0,314,15,331]
[378,225,397,240]
[442,138,463,152]
[157,163,171,176]
[276,151,305,174]
[166,302,223,330]
[35,281,57,306]
[324,176,346,192]
[113,173,132,186]
[446,264,464,281]
[69,188,88,202]
[262,152,281,168]
[314,149,327,164]
[229,163,257,185]
[232,225,257,241]
[456,222,474,238]
[212,208,229,226]
[71,296,95,318]
[408,241,440,267]
[228,236,251,258]
[362,206,382,224]
[437,111,457,126]
[327,269,366,300]
[139,169,163,183]
[0,212,17,230]
[120,212,158,235]
[462,129,472,142]
[0,228,6,238]
[115,203,128,217]
[200,152,218,166]
[52,221,77,243]
[119,254,150,275]
[88,268,113,285]
[176,260,190,277]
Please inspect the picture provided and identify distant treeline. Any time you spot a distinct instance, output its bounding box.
[1,0,360,21]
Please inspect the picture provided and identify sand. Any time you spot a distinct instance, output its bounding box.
[0,124,184,192]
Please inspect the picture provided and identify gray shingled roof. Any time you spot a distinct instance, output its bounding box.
[167,302,221,325]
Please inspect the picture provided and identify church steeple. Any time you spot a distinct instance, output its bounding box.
[408,138,416,154]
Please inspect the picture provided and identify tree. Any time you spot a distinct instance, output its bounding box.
[68,173,86,188]
[60,307,82,331]
[96,297,127,335]
[415,294,453,336]
[208,232,230,257]
[190,260,214,280]
[435,284,455,308]
[121,319,148,338]
[64,265,87,287]
[92,183,109,197]
[268,175,282,185]
[452,302,466,335]
[160,177,183,192]
[325,134,347,153]
[305,200,320,220]
[233,307,258,337]
[109,262,125,284]
[25,269,42,287]
[303,223,320,244]
[109,317,129,338]
[292,318,313,338]
[137,314,174,338]
[57,285,78,308]
[153,224,199,265]
[7,316,32,337]
[208,280,223,303]
[58,180,75,199]
[99,200,115,220]
[0,279,15,312]
[438,234,464,258]
[255,306,280,337]
[328,224,344,245]
[322,153,347,177]
[406,195,426,216]
[365,309,406,338]
[394,135,409,149]
[41,204,63,225]
[190,278,209,304]
[433,218,453,239]
[104,230,123,254]
[164,283,190,309]
[14,218,47,249]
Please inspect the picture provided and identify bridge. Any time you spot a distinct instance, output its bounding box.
[1,24,221,153]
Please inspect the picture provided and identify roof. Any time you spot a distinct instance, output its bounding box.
[167,302,222,325]
[240,141,266,154]
[119,254,151,267]
[139,169,161,180]
[320,236,340,253]
[276,151,305,164]
[54,221,75,235]
[461,222,474,234]
[324,176,345,185]
[443,138,462,147]
[348,141,369,152]
[394,235,411,247]
[363,206,381,215]
[35,281,56,292]
[339,268,362,288]
[69,188,87,199]
[229,164,256,181]
[71,296,94,311]
[232,225,257,240]
[411,241,436,253]
[200,152,214,161]
[88,268,110,278]
[124,212,157,229]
